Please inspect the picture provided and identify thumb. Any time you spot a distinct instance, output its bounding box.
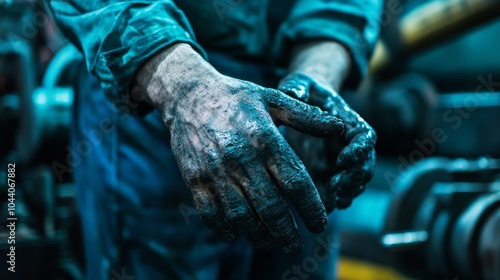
[278,73,314,102]
[264,89,344,138]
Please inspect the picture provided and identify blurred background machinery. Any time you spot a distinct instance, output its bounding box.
[382,158,500,280]
[0,1,82,279]
[338,0,500,279]
[0,0,499,279]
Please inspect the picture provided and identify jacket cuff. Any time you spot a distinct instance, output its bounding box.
[94,27,206,116]
[274,15,372,90]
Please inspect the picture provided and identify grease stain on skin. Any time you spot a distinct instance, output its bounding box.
[279,73,377,213]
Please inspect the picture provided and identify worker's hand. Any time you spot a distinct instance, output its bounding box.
[279,73,376,211]
[134,44,344,255]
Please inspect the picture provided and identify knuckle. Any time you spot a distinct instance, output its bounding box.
[183,172,199,187]
[225,158,243,173]
[195,205,219,228]
[226,206,252,225]
[335,196,353,209]
[250,127,281,151]
[255,126,276,140]
[198,207,217,223]
[222,142,246,162]
[263,137,282,153]
[256,126,277,140]
[353,185,366,197]
[284,170,310,193]
[257,199,287,221]
[348,119,377,144]
[356,154,375,180]
[183,168,215,188]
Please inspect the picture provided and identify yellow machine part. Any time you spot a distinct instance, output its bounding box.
[369,0,500,73]
[337,257,414,280]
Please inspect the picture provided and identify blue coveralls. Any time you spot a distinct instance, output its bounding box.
[45,1,382,279]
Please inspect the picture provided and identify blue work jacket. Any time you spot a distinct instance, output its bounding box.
[45,0,382,114]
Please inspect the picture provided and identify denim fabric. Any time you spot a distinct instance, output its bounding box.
[71,53,339,280]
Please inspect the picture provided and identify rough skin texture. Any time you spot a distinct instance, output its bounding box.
[279,72,377,212]
[133,44,345,255]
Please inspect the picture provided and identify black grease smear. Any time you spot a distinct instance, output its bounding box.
[279,73,377,213]
[169,77,342,255]
[264,90,345,138]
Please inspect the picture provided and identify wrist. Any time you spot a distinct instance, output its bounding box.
[133,43,218,123]
[288,41,351,91]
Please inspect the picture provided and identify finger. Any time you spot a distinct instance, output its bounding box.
[336,126,377,169]
[176,149,238,242]
[191,186,238,242]
[264,133,328,233]
[218,182,275,251]
[264,89,344,138]
[278,73,313,102]
[240,162,303,255]
[330,149,376,209]
[322,191,337,213]
[279,73,342,111]
[333,183,366,209]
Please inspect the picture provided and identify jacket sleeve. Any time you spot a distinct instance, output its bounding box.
[44,0,206,115]
[273,0,383,89]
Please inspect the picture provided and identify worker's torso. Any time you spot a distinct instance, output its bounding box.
[175,0,295,63]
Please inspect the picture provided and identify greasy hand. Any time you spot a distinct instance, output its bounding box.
[136,44,344,255]
[171,74,345,255]
[279,73,376,211]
